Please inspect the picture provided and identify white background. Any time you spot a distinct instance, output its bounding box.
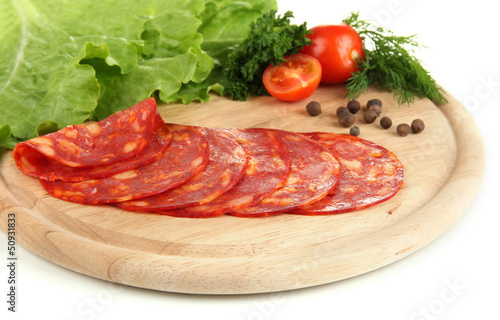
[2,0,499,319]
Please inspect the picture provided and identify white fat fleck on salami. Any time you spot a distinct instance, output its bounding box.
[307,183,319,192]
[123,141,139,154]
[53,190,86,198]
[261,197,295,206]
[20,156,35,172]
[13,97,159,169]
[71,180,97,189]
[344,186,357,194]
[126,200,149,207]
[341,159,362,171]
[190,156,205,169]
[292,133,404,215]
[85,122,104,135]
[63,128,79,139]
[226,195,255,208]
[116,127,248,213]
[245,157,259,176]
[159,128,292,218]
[39,125,209,204]
[284,174,302,186]
[384,163,397,175]
[180,182,205,192]
[130,120,143,133]
[229,129,341,217]
[30,137,55,156]
[13,114,172,182]
[112,184,131,194]
[112,170,139,180]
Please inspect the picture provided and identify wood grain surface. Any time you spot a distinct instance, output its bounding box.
[0,85,485,294]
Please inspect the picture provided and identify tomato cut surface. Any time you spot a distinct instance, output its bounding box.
[301,24,365,84]
[262,53,322,102]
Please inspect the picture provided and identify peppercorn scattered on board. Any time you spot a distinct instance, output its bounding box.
[0,85,484,294]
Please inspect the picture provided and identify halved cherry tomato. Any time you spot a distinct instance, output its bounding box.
[301,24,365,84]
[262,53,322,102]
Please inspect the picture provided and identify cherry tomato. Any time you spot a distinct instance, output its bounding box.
[262,53,322,102]
[301,24,365,84]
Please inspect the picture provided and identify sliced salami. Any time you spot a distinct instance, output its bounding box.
[116,127,248,211]
[14,97,158,168]
[229,129,341,217]
[160,128,292,218]
[291,133,404,215]
[39,124,209,204]
[13,114,172,182]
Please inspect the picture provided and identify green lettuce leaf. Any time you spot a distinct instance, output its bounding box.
[0,124,12,148]
[0,0,101,147]
[0,0,276,149]
[89,6,216,115]
[200,0,278,67]
[181,0,279,100]
[86,49,201,119]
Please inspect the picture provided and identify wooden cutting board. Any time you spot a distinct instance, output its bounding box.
[0,85,485,294]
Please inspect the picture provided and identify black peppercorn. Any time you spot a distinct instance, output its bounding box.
[411,119,425,134]
[367,98,382,108]
[338,112,355,128]
[368,104,382,116]
[350,126,360,136]
[363,109,378,124]
[336,106,349,117]
[380,116,392,129]
[347,100,361,114]
[397,123,411,137]
[306,101,322,116]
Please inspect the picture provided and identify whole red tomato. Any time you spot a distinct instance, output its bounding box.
[301,24,365,84]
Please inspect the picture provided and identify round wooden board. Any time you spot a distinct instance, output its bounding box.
[0,85,485,294]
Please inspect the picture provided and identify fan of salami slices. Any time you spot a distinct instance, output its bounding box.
[13,98,404,218]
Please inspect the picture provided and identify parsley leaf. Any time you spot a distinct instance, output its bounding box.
[224,10,311,101]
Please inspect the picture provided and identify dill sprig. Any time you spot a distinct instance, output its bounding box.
[343,12,447,105]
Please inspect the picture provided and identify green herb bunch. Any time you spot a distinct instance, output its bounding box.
[343,12,447,105]
[224,10,311,101]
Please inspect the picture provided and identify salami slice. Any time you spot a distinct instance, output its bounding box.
[116,127,248,211]
[291,133,404,215]
[39,124,209,204]
[13,115,172,182]
[229,129,341,217]
[160,128,292,218]
[14,97,158,168]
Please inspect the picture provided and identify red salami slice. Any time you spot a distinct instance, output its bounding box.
[291,133,404,215]
[229,129,341,217]
[160,128,292,218]
[116,127,248,211]
[13,115,172,182]
[14,97,158,168]
[39,124,209,204]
